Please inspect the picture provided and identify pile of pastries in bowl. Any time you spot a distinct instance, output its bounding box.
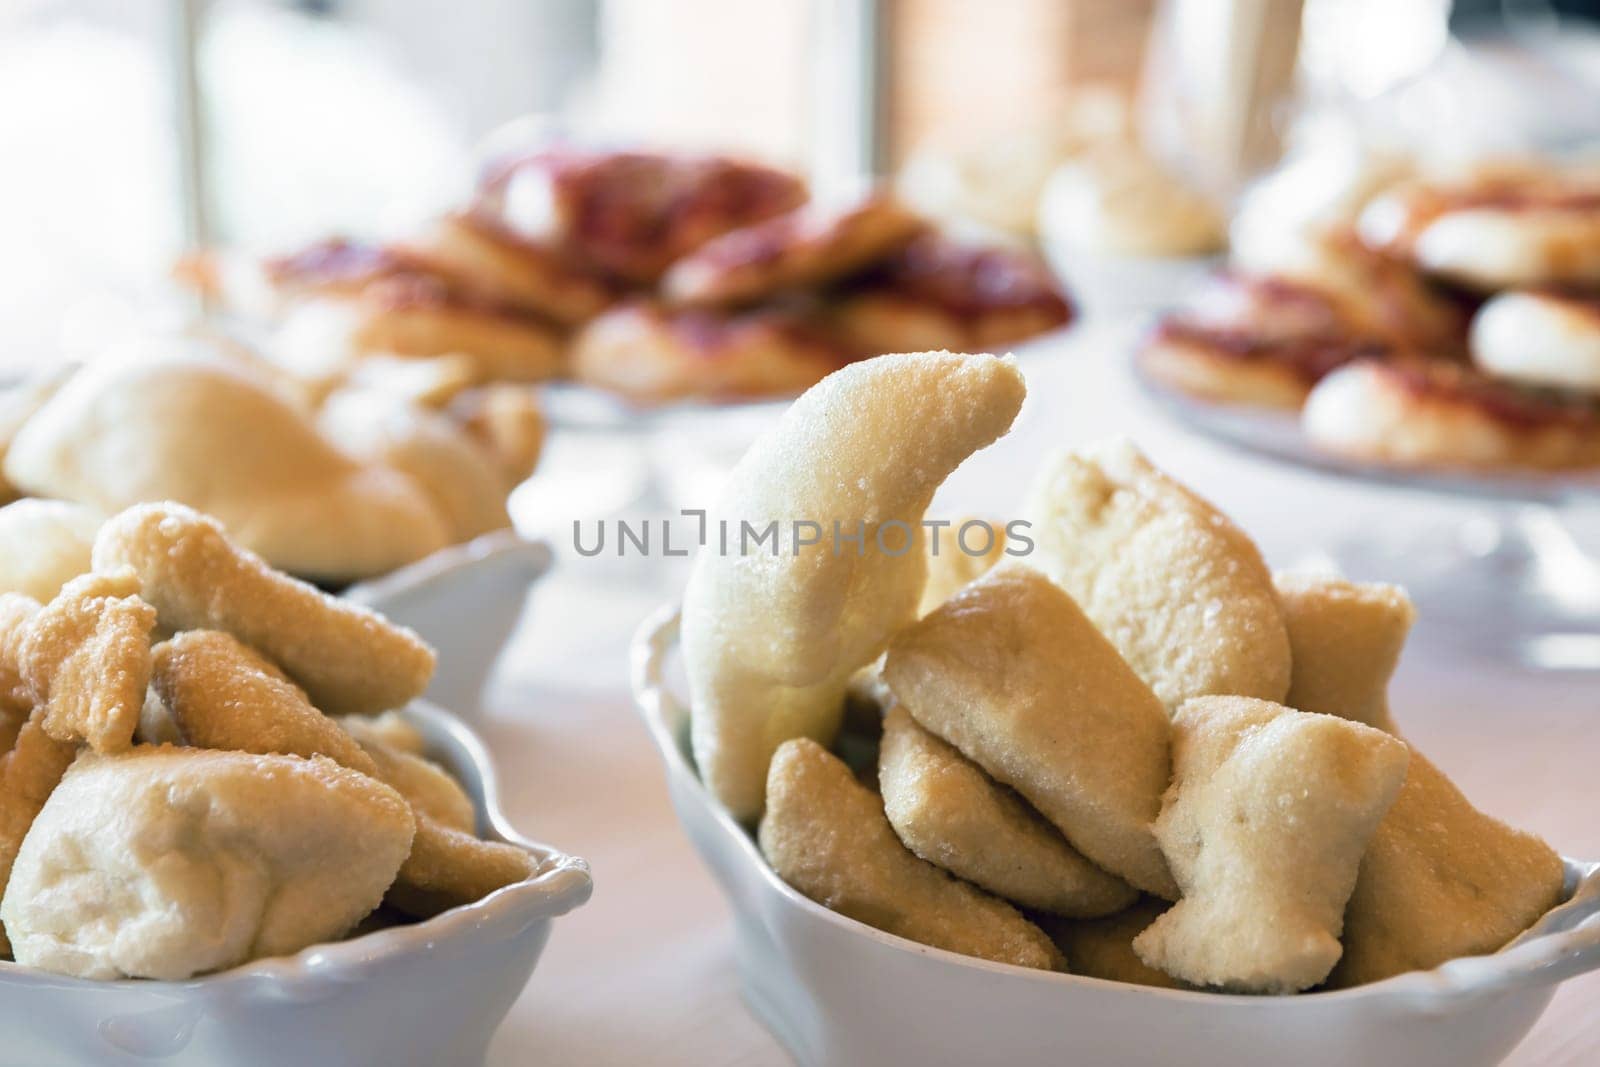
[1140,157,1600,472]
[190,147,1074,405]
[0,500,538,980]
[680,350,1566,994]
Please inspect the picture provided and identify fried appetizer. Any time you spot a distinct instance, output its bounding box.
[393,212,614,326]
[878,706,1135,917]
[0,594,39,743]
[1023,439,1291,711]
[1275,572,1415,733]
[570,303,849,404]
[20,570,155,753]
[319,390,512,542]
[1328,751,1564,988]
[1359,169,1600,290]
[1133,697,1408,993]
[0,500,99,603]
[831,234,1073,357]
[351,732,475,835]
[480,148,808,284]
[1036,899,1182,989]
[760,737,1063,971]
[3,347,449,582]
[884,564,1177,899]
[94,503,435,716]
[0,747,415,980]
[682,351,1026,820]
[1472,289,1600,392]
[662,196,923,306]
[0,716,76,957]
[1303,359,1600,470]
[917,516,1008,616]
[337,709,427,755]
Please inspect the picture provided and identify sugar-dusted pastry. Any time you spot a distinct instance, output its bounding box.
[884,564,1176,899]
[917,516,1008,616]
[1359,168,1600,290]
[662,195,923,306]
[480,147,808,284]
[1303,358,1600,471]
[19,570,155,754]
[393,212,614,325]
[3,345,450,581]
[0,747,415,980]
[1036,898,1181,989]
[1275,571,1415,733]
[831,234,1073,357]
[319,389,512,543]
[682,351,1025,820]
[759,737,1063,971]
[337,709,427,756]
[350,731,475,835]
[570,302,849,404]
[0,499,100,603]
[0,713,76,957]
[94,503,436,717]
[878,706,1135,917]
[1472,289,1600,393]
[1328,751,1565,988]
[1023,439,1291,710]
[1133,696,1408,994]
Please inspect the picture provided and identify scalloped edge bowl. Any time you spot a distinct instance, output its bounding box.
[0,704,591,1066]
[632,606,1600,1067]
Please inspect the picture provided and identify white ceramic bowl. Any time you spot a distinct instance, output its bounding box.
[0,701,591,1067]
[632,606,1600,1067]
[346,530,553,717]
[1039,244,1221,320]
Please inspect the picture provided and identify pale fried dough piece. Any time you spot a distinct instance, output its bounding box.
[1328,751,1564,988]
[0,594,39,744]
[760,738,1063,971]
[1023,439,1291,711]
[879,706,1135,917]
[153,629,524,916]
[0,499,101,603]
[1275,572,1415,732]
[885,564,1177,898]
[447,384,546,485]
[1036,899,1181,989]
[348,732,475,834]
[94,502,435,716]
[337,710,426,755]
[917,516,1007,616]
[20,570,155,753]
[1133,697,1408,993]
[682,351,1026,821]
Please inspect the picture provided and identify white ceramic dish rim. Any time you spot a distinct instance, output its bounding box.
[631,603,1600,1008]
[0,702,593,995]
[344,527,552,608]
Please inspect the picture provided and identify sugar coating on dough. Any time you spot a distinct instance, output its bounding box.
[1328,750,1565,988]
[682,351,1026,821]
[93,502,435,717]
[1134,696,1408,994]
[878,705,1136,917]
[1023,439,1291,711]
[1036,898,1182,989]
[0,703,76,956]
[350,732,476,835]
[1275,571,1415,732]
[759,737,1063,971]
[916,515,1008,616]
[20,569,155,753]
[0,499,100,604]
[884,563,1177,899]
[0,746,415,980]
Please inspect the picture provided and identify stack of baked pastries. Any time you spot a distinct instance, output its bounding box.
[194,147,1074,406]
[1141,159,1600,472]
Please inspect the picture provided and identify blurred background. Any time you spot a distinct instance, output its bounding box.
[5,0,1600,368]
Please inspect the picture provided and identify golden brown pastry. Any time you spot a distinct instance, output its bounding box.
[1275,571,1415,733]
[446,384,546,485]
[1023,439,1291,711]
[1133,696,1408,994]
[760,737,1063,971]
[885,564,1177,899]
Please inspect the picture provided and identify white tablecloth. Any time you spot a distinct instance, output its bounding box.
[481,323,1600,1066]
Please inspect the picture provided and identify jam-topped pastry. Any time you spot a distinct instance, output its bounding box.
[479,148,808,285]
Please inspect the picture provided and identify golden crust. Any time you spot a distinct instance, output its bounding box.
[884,564,1177,899]
[1134,697,1409,993]
[93,503,435,717]
[879,706,1136,917]
[759,737,1063,971]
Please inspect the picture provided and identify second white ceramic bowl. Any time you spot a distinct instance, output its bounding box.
[633,606,1600,1067]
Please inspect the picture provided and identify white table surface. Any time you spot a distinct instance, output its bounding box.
[480,321,1600,1066]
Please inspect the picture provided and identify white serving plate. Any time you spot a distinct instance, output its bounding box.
[632,606,1600,1067]
[0,701,592,1067]
[346,530,553,717]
